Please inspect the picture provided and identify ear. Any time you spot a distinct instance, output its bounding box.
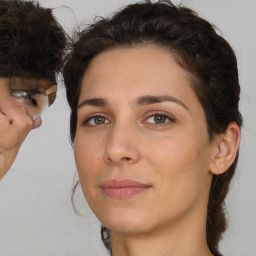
[209,122,241,175]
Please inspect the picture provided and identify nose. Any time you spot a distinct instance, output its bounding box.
[104,123,141,165]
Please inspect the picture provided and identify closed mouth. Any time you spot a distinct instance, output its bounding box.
[100,179,152,199]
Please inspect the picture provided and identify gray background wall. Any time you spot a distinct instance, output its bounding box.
[0,0,255,255]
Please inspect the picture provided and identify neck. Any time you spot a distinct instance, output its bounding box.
[110,201,213,256]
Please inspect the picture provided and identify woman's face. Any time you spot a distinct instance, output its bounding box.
[74,45,217,235]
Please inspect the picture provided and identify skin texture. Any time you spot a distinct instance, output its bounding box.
[74,45,240,256]
[0,78,51,177]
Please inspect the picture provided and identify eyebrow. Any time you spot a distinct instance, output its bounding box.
[137,95,189,110]
[78,98,107,109]
[78,95,188,110]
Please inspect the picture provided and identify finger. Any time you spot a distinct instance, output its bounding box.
[32,117,42,129]
[0,112,10,134]
[0,111,32,150]
[0,142,21,178]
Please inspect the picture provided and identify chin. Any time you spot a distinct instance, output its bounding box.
[96,208,154,234]
[105,221,148,235]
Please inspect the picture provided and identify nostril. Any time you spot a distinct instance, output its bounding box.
[104,142,140,165]
[122,157,132,161]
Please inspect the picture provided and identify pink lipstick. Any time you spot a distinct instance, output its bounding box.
[100,179,151,199]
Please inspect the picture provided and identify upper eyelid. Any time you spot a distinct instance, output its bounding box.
[147,114,175,121]
[88,116,110,125]
[78,110,176,123]
[78,111,109,119]
[81,113,111,125]
[144,115,175,125]
[87,112,110,119]
[87,114,110,121]
[144,110,176,120]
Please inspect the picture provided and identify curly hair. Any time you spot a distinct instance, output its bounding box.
[0,0,66,88]
[63,1,242,255]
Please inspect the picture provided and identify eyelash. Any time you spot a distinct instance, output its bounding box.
[82,114,110,127]
[82,112,175,127]
[143,112,175,126]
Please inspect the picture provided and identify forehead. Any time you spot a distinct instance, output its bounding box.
[80,45,197,104]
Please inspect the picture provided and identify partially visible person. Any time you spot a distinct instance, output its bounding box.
[0,0,66,177]
[63,1,242,256]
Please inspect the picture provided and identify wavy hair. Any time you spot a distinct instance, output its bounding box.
[0,0,66,86]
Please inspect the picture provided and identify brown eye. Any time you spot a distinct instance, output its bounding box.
[94,116,106,124]
[84,115,110,126]
[146,113,175,125]
[154,115,167,124]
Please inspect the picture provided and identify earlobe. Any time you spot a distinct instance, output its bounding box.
[209,122,241,175]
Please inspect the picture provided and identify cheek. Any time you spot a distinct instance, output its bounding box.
[74,136,100,209]
[146,132,200,168]
[147,132,211,201]
[73,133,103,188]
[74,131,102,167]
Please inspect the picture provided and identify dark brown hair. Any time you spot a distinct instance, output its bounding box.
[63,1,242,255]
[0,0,67,91]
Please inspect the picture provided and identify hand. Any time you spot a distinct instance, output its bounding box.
[0,83,42,178]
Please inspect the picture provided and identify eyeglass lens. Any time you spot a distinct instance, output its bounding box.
[10,89,49,120]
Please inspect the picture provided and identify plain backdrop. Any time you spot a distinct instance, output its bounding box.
[0,0,255,255]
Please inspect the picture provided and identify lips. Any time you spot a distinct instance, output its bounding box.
[100,179,152,199]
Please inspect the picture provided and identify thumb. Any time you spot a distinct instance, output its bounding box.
[32,117,42,129]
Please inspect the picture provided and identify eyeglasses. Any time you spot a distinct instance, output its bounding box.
[10,85,56,120]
